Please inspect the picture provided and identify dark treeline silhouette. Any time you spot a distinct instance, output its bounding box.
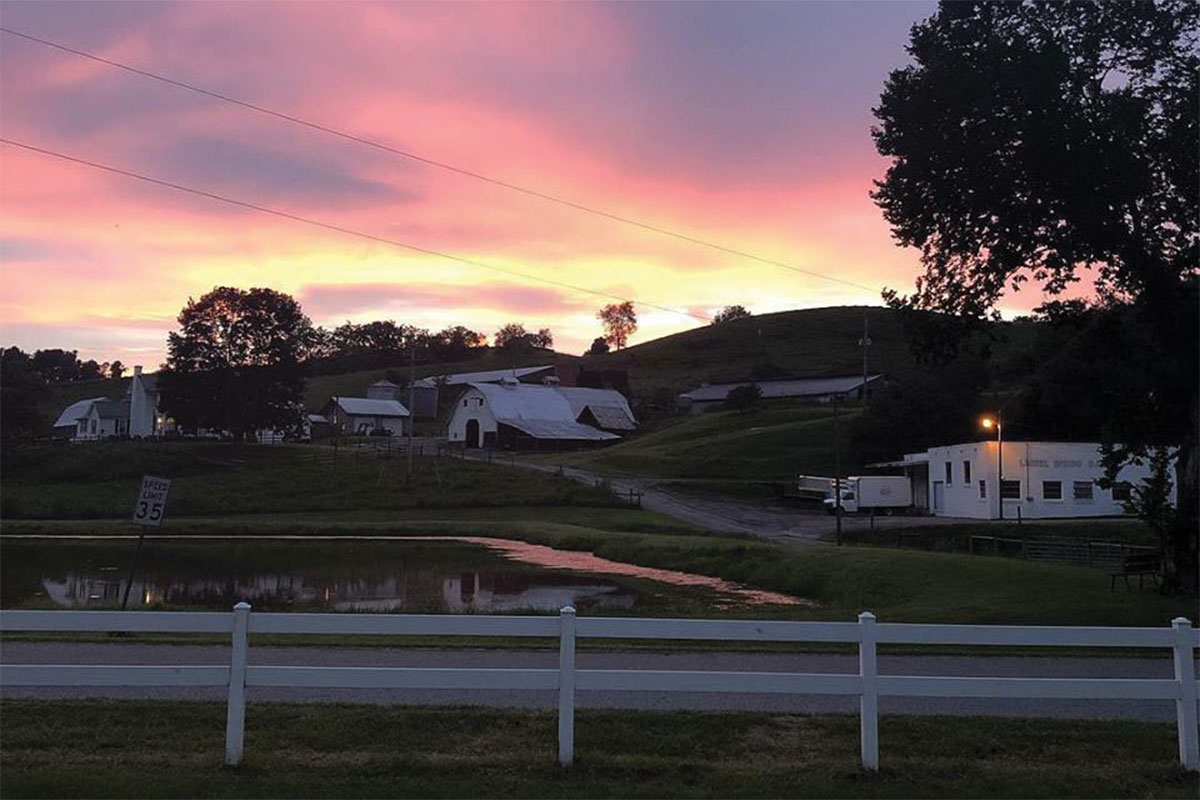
[0,346,126,384]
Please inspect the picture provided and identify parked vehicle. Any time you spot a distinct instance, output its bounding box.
[823,476,912,514]
[796,474,835,501]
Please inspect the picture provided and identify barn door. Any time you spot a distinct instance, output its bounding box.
[465,419,480,449]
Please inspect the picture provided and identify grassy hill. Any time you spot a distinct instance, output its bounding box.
[542,401,856,481]
[580,306,914,402]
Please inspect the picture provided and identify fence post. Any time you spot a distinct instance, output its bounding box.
[224,602,250,767]
[1171,617,1198,770]
[858,611,879,771]
[558,606,577,767]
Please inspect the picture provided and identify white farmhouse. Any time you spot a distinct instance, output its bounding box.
[52,365,169,442]
[873,440,1172,520]
[54,397,130,441]
[447,379,634,449]
[53,397,109,440]
[128,366,163,437]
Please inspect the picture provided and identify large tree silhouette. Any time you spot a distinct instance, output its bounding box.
[159,287,317,440]
[873,0,1198,592]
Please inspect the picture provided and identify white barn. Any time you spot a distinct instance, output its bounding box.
[874,441,1172,520]
[447,380,634,449]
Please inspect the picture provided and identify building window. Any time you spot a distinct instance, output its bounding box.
[1073,481,1094,501]
[1000,480,1021,500]
[978,480,987,499]
[1042,481,1063,500]
[944,462,952,485]
[963,460,971,484]
[1112,481,1133,501]
[462,399,468,407]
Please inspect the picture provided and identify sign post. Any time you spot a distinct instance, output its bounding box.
[122,475,171,610]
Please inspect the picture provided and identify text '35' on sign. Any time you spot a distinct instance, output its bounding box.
[133,475,171,527]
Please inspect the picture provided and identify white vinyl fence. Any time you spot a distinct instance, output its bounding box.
[1,605,1197,771]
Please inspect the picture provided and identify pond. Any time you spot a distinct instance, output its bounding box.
[0,536,807,613]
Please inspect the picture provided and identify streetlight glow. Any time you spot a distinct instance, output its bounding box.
[981,417,995,430]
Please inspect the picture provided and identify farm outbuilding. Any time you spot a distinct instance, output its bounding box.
[446,379,635,450]
[677,374,883,414]
[322,396,410,436]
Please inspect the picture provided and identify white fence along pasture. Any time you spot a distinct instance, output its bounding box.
[1,605,1197,772]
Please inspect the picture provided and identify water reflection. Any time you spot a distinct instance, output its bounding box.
[36,568,635,613]
[5,536,808,612]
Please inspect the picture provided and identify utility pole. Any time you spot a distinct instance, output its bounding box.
[833,392,843,546]
[858,313,872,408]
[406,342,415,482]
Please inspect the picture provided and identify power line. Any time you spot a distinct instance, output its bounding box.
[0,137,710,322]
[0,25,882,295]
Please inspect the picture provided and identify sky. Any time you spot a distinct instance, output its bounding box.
[0,0,1057,368]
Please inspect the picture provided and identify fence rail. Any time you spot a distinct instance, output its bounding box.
[969,535,1156,568]
[1,606,1196,772]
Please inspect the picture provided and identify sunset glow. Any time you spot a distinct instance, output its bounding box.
[0,0,1079,367]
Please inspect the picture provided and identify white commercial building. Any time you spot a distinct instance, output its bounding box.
[877,441,1171,520]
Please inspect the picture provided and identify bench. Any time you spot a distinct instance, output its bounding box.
[1109,553,1161,592]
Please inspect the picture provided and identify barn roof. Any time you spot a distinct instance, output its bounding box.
[464,382,626,440]
[414,365,554,388]
[556,386,636,431]
[679,374,884,403]
[330,397,410,417]
[53,397,107,428]
[503,418,619,441]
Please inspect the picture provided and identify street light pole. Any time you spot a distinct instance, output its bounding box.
[981,412,1003,520]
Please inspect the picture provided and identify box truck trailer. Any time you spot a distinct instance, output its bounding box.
[796,475,836,501]
[823,476,913,514]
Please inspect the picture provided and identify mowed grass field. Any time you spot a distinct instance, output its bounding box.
[0,442,618,519]
[1,701,1193,799]
[530,402,855,481]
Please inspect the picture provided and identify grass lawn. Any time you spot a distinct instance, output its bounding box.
[1,700,1193,799]
[0,442,619,519]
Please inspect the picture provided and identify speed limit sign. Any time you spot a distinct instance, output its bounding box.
[133,475,171,527]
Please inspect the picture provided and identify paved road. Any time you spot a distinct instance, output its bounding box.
[2,642,1188,722]
[481,456,962,542]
